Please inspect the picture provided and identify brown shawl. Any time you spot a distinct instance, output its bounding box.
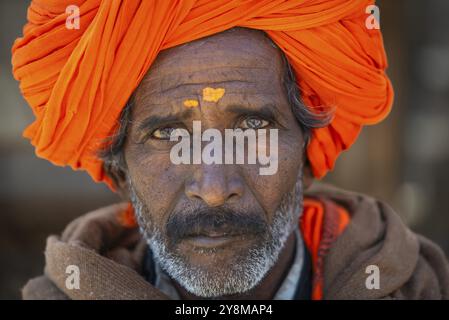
[22,183,449,300]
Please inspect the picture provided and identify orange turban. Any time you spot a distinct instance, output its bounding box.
[12,0,393,189]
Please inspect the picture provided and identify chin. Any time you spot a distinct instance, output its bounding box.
[148,232,276,298]
[175,233,260,267]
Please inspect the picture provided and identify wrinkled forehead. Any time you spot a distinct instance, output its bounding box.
[132,27,286,109]
[150,27,281,75]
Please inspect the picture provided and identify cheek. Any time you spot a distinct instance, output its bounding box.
[125,147,185,223]
[244,133,303,216]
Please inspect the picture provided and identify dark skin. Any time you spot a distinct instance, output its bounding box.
[119,28,313,300]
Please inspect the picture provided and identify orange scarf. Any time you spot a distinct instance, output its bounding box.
[12,0,393,189]
[301,198,349,300]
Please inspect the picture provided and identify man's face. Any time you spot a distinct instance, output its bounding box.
[123,28,306,297]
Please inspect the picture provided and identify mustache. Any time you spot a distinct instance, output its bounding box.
[166,206,267,243]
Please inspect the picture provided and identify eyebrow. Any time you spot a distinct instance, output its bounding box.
[226,104,279,120]
[137,109,194,132]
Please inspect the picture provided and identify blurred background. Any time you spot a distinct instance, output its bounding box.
[1,0,448,299]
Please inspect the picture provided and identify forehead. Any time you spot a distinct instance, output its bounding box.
[132,28,286,118]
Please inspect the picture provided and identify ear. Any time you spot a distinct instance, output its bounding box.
[302,161,314,191]
[116,175,130,200]
[107,164,130,201]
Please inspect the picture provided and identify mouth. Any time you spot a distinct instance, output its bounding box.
[183,232,247,249]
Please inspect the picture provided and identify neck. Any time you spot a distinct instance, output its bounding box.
[174,231,297,300]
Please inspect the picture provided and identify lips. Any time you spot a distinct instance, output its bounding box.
[194,231,237,238]
[184,231,246,249]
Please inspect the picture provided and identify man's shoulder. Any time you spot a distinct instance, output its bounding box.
[22,275,69,300]
[308,183,449,299]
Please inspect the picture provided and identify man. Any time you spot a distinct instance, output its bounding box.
[12,1,449,300]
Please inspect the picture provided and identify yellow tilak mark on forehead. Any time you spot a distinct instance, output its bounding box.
[183,99,199,108]
[202,87,225,103]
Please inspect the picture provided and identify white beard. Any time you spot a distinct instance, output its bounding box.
[129,170,303,298]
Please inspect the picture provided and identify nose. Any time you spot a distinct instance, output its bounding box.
[185,164,244,207]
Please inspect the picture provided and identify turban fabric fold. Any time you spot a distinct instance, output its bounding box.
[12,0,393,189]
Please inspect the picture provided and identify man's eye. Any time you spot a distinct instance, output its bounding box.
[240,117,270,130]
[151,127,175,140]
